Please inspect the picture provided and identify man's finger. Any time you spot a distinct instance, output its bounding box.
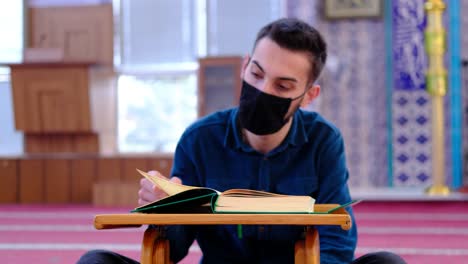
[140,178,154,190]
[138,189,156,203]
[138,198,149,206]
[170,176,182,184]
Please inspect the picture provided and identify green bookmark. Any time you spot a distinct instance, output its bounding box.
[237,224,243,239]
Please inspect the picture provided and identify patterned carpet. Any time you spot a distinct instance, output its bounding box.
[0,201,467,263]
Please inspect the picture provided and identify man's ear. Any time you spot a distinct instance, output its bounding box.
[301,84,320,107]
[240,54,250,79]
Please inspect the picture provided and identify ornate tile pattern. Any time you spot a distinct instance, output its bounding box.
[392,90,432,187]
[287,0,457,188]
[391,0,434,187]
[288,1,388,188]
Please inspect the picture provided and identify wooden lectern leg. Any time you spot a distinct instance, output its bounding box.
[294,227,320,264]
[305,227,320,263]
[153,239,170,264]
[294,239,305,263]
[141,225,319,264]
[140,226,171,264]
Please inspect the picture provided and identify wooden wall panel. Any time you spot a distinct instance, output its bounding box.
[45,134,74,152]
[2,155,174,204]
[25,133,99,154]
[29,5,113,65]
[19,159,44,203]
[44,159,71,203]
[25,134,71,153]
[11,66,91,133]
[74,133,99,153]
[97,158,121,183]
[10,69,26,130]
[0,159,18,203]
[71,159,96,203]
[92,182,114,206]
[34,83,71,131]
[92,181,140,207]
[148,156,173,178]
[122,158,150,183]
[117,182,140,207]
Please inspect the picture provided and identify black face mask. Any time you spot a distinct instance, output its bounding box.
[238,80,305,135]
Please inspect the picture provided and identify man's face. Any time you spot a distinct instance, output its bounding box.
[242,37,313,118]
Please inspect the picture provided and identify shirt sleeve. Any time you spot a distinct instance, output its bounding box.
[164,137,200,263]
[315,131,357,263]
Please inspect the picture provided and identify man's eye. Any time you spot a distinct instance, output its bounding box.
[251,72,262,78]
[278,85,289,90]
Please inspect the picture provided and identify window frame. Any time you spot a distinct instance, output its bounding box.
[113,0,285,153]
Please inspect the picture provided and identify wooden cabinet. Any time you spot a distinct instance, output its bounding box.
[197,56,243,117]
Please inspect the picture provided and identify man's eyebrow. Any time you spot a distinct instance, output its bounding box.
[252,60,265,73]
[252,60,298,83]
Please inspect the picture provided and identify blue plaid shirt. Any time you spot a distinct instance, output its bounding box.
[166,108,357,264]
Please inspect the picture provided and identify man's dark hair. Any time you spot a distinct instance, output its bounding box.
[253,18,327,83]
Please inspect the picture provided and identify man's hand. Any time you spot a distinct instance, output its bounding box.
[138,170,182,205]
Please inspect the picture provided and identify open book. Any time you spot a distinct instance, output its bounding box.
[132,169,359,214]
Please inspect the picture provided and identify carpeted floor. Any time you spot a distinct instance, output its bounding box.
[0,201,467,263]
[353,201,468,264]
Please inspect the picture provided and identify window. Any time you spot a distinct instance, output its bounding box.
[207,0,282,56]
[119,0,202,69]
[0,1,25,154]
[116,0,204,153]
[116,0,283,153]
[117,74,197,152]
[0,1,24,78]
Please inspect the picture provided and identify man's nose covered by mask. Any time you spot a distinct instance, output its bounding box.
[238,80,303,135]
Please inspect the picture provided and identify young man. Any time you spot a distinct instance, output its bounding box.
[79,18,405,264]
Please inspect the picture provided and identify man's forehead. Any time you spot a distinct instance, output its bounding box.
[250,38,311,79]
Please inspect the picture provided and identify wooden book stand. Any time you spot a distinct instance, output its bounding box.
[94,204,352,264]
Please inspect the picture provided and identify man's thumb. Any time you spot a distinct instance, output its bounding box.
[170,176,182,185]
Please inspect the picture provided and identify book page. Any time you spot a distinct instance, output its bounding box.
[221,189,287,197]
[215,195,314,213]
[136,169,200,196]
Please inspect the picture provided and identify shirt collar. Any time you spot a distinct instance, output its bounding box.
[224,108,309,154]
